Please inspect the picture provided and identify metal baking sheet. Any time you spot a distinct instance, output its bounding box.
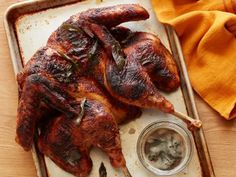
[4,0,215,177]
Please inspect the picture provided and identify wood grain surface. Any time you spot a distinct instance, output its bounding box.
[0,1,235,177]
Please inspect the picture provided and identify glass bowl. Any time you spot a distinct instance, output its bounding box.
[136,119,193,176]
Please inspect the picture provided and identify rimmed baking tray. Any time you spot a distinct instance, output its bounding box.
[4,0,215,177]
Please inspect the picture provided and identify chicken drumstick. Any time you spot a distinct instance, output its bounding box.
[38,99,130,177]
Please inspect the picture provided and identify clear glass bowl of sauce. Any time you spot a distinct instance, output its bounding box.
[137,119,193,176]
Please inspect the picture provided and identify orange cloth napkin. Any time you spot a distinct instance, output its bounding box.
[152,0,236,119]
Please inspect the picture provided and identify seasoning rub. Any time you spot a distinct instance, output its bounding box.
[144,128,185,170]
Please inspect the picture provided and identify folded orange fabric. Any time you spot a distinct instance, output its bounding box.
[152,0,236,119]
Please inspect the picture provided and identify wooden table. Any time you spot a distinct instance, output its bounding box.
[0,1,235,177]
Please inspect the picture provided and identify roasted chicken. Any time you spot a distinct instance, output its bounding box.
[110,26,180,92]
[38,99,126,177]
[15,4,201,177]
[16,47,141,151]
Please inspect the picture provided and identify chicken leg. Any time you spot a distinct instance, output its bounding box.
[38,99,130,177]
[82,21,201,128]
[110,26,180,92]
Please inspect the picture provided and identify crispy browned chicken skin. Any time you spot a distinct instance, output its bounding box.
[16,4,180,177]
[110,26,180,92]
[16,47,141,150]
[38,99,125,177]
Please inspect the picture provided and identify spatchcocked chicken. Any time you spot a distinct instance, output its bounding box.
[15,4,201,177]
